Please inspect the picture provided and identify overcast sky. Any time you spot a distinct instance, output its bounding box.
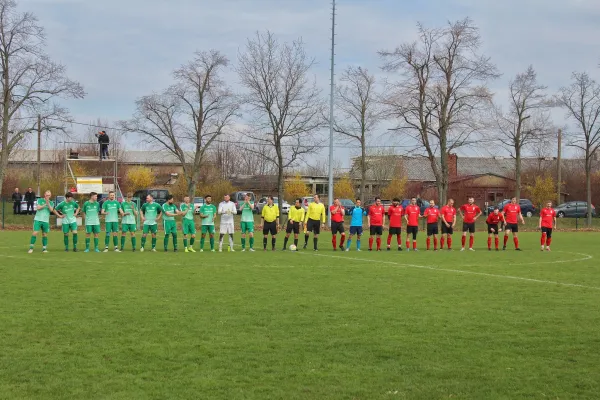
[22,0,600,168]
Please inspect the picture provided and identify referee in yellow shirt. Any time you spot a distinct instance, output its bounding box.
[283,198,306,251]
[261,196,280,251]
[303,194,326,251]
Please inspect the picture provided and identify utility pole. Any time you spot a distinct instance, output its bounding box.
[556,128,562,204]
[327,0,336,221]
[37,114,41,196]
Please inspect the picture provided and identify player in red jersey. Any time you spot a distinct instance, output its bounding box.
[404,197,421,251]
[440,198,457,250]
[386,198,404,251]
[539,200,557,251]
[459,197,482,251]
[368,197,385,251]
[502,197,525,251]
[486,207,505,251]
[329,198,346,251]
[423,200,440,250]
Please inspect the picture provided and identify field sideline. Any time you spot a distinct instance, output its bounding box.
[1,231,600,399]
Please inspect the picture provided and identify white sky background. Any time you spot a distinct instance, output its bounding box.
[22,0,600,169]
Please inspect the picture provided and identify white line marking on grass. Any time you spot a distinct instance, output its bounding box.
[303,253,600,291]
[459,251,594,267]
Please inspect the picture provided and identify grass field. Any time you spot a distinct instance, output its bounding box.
[1,230,600,399]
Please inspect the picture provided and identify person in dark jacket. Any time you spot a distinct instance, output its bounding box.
[95,130,110,160]
[25,187,36,215]
[12,187,22,215]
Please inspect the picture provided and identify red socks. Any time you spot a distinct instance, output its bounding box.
[369,237,374,250]
[340,233,345,247]
[376,237,381,250]
[332,235,337,249]
[541,234,546,246]
[487,237,492,249]
[396,234,402,246]
[427,237,431,250]
[440,237,445,249]
[504,235,509,247]
[513,237,519,249]
[413,241,417,250]
[495,237,499,249]
[447,237,452,249]
[406,239,410,249]
[462,236,466,247]
[546,237,552,246]
[387,235,392,246]
[433,237,438,250]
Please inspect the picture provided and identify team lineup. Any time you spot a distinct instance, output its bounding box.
[27,191,559,253]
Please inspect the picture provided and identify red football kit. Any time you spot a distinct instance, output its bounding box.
[486,213,503,225]
[387,205,404,228]
[330,205,344,223]
[540,208,556,228]
[424,207,440,224]
[440,205,456,224]
[460,204,481,223]
[368,205,384,226]
[404,205,420,226]
[503,204,521,224]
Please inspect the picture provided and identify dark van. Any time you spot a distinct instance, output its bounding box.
[133,189,170,205]
[230,191,256,213]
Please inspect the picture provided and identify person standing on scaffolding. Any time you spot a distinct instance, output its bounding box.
[95,130,110,160]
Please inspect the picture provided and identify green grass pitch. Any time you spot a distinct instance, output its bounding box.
[1,230,600,399]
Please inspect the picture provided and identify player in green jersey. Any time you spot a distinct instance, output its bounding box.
[180,196,197,253]
[54,192,80,252]
[162,195,179,252]
[199,194,217,252]
[101,191,124,252]
[120,192,138,251]
[82,192,101,252]
[239,194,255,251]
[28,190,55,253]
[140,194,162,252]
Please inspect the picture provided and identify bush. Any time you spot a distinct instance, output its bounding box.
[285,174,310,200]
[125,166,155,192]
[334,175,355,200]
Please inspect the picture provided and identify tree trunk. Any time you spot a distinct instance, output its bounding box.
[0,152,7,198]
[586,157,592,227]
[515,146,521,200]
[276,143,284,212]
[439,151,448,205]
[360,138,366,202]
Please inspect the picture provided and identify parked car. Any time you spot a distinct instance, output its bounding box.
[554,201,596,218]
[19,196,40,213]
[339,199,355,215]
[230,191,256,213]
[132,189,170,205]
[193,197,205,214]
[400,198,437,214]
[487,199,537,217]
[255,197,289,214]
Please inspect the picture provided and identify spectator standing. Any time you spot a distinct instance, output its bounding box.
[95,130,110,160]
[25,187,36,215]
[12,187,22,215]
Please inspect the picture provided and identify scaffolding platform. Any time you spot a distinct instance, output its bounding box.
[63,141,122,195]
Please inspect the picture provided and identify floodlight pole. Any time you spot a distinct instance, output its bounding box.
[327,0,336,224]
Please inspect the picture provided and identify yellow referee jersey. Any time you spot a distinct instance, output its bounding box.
[261,204,280,222]
[305,202,326,223]
[288,206,305,222]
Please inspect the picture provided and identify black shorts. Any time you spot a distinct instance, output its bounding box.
[407,225,418,239]
[349,226,363,236]
[487,224,499,234]
[263,221,277,235]
[462,222,475,233]
[389,227,402,235]
[370,225,383,236]
[541,227,553,238]
[505,223,519,233]
[286,221,300,234]
[427,223,438,236]
[331,221,345,234]
[306,219,321,234]
[441,224,453,234]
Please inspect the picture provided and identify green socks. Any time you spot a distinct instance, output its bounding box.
[86,238,90,250]
[151,237,156,249]
[164,234,170,250]
[73,234,78,249]
[241,237,246,249]
[183,238,188,248]
[42,237,48,248]
[249,237,254,249]
[172,233,177,249]
[131,237,136,250]
[64,235,69,249]
[209,237,214,250]
[94,237,99,250]
[105,234,110,247]
[190,237,195,246]
[141,236,146,248]
[121,236,126,249]
[200,237,205,249]
[113,235,118,247]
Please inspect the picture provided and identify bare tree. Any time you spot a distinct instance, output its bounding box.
[333,66,386,201]
[495,66,550,199]
[237,31,324,208]
[557,72,600,226]
[381,18,499,204]
[122,50,238,196]
[0,0,84,195]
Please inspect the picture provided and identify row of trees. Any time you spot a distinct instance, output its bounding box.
[2,0,600,224]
